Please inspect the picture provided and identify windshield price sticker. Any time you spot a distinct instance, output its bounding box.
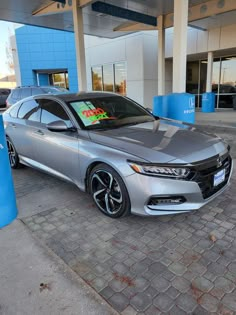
[214,169,225,187]
[81,108,110,124]
[70,101,116,126]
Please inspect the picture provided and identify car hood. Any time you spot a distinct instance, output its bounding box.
[89,119,227,163]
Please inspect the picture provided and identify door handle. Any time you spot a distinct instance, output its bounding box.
[10,123,16,128]
[34,129,44,136]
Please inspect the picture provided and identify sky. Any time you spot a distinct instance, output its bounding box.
[0,21,21,76]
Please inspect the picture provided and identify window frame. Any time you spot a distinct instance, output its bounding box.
[17,99,40,121]
[37,98,75,129]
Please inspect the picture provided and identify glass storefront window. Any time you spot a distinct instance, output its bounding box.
[187,55,236,109]
[218,56,236,108]
[186,61,199,94]
[199,61,207,94]
[103,64,114,92]
[114,62,127,95]
[91,62,127,95]
[92,66,103,91]
[50,72,69,89]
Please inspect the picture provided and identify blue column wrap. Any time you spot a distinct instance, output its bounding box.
[168,93,195,123]
[153,95,168,117]
[202,92,215,113]
[0,115,18,228]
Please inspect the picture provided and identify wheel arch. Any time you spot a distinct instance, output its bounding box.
[84,159,132,193]
[85,161,102,193]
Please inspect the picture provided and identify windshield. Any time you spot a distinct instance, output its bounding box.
[68,96,154,130]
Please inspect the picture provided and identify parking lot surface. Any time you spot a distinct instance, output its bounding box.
[14,127,236,315]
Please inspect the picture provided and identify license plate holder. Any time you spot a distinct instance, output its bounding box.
[213,169,225,187]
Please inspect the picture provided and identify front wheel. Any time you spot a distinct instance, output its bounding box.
[6,137,21,169]
[89,163,131,218]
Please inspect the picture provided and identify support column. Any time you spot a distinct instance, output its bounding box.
[206,51,213,92]
[72,0,87,91]
[172,0,189,93]
[158,16,165,95]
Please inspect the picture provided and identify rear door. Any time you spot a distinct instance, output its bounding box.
[32,98,79,182]
[6,98,41,161]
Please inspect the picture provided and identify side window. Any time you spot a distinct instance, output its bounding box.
[18,99,40,121]
[21,88,31,99]
[9,103,21,118]
[39,99,73,127]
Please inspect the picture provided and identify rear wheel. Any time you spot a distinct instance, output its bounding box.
[6,137,21,169]
[89,163,131,218]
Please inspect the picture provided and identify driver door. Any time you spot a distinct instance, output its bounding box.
[33,98,79,182]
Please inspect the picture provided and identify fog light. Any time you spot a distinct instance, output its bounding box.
[148,196,186,206]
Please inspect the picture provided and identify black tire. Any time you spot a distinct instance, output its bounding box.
[89,163,131,218]
[6,137,21,169]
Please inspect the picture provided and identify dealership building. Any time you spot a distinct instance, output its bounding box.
[4,0,236,110]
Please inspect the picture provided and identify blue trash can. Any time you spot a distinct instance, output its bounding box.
[202,92,215,112]
[168,93,195,123]
[0,115,18,228]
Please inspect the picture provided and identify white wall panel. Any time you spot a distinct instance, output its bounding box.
[208,28,221,51]
[126,34,144,81]
[196,30,208,52]
[187,29,197,55]
[143,80,158,107]
[220,24,236,49]
[143,33,158,80]
[165,32,173,58]
[126,80,144,104]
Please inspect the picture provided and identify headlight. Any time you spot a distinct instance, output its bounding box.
[128,161,190,178]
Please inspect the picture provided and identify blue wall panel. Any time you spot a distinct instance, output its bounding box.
[16,25,79,92]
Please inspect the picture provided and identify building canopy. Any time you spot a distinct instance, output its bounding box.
[0,0,236,38]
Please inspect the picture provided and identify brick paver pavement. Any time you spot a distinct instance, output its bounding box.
[14,126,236,314]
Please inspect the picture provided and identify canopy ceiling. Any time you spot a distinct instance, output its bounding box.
[0,0,236,38]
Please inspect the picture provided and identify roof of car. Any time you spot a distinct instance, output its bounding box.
[50,91,119,102]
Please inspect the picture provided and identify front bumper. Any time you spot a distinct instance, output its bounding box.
[125,155,233,216]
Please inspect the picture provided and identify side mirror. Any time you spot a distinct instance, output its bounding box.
[46,120,69,132]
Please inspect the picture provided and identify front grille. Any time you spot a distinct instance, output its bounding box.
[191,155,232,199]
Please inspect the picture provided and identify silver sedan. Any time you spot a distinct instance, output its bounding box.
[3,92,233,218]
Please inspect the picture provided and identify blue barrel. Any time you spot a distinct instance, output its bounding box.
[202,92,215,112]
[168,93,195,123]
[153,95,168,117]
[0,115,18,228]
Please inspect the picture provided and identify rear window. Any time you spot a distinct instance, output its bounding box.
[32,88,43,96]
[21,88,31,99]
[41,87,68,93]
[11,89,20,99]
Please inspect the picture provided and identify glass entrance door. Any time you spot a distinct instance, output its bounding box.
[187,55,236,109]
[218,56,236,108]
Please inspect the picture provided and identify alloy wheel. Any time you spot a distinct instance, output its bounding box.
[91,170,123,215]
[7,139,16,167]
